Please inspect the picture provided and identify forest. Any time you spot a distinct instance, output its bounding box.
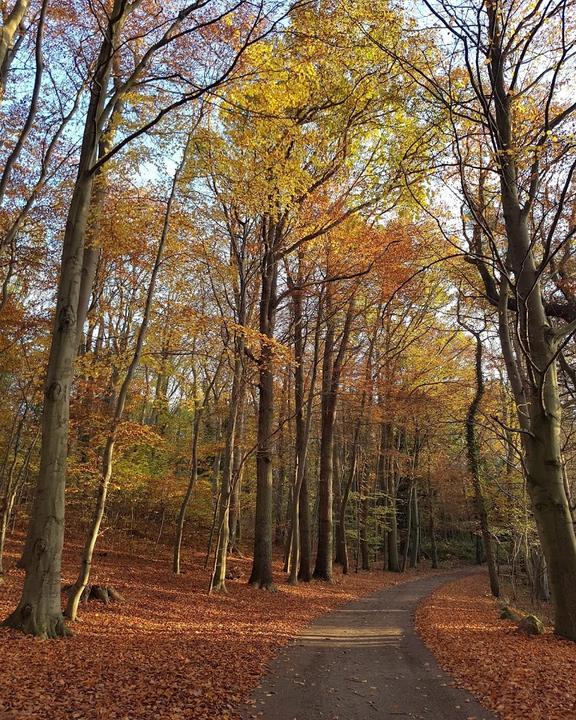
[0,0,576,718]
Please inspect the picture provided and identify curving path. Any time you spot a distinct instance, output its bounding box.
[237,571,496,720]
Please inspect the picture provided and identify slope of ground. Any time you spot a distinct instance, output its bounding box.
[0,535,434,720]
[416,574,576,720]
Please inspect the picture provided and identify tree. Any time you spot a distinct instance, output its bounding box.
[4,0,290,637]
[394,0,576,639]
[458,313,500,598]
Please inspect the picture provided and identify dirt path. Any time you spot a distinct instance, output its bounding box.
[237,571,496,720]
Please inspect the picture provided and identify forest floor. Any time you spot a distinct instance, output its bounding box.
[497,576,554,626]
[0,534,438,720]
[416,574,576,720]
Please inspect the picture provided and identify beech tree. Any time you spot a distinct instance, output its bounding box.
[3,0,294,638]
[394,0,576,639]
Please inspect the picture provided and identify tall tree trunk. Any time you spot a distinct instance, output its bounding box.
[463,325,499,595]
[409,483,419,569]
[228,396,246,555]
[387,431,400,572]
[359,455,371,571]
[376,418,388,570]
[485,3,576,637]
[337,437,357,575]
[298,473,312,581]
[402,483,413,572]
[0,0,29,97]
[333,438,346,566]
[211,351,245,592]
[427,473,439,569]
[249,219,280,589]
[173,402,203,574]
[3,3,126,637]
[314,302,336,581]
[288,276,320,584]
[274,383,288,547]
[314,292,355,581]
[75,87,125,354]
[335,315,377,572]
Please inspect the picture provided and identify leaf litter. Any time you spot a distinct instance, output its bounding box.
[0,536,431,720]
[416,573,576,720]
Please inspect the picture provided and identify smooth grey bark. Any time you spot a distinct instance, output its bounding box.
[427,473,439,569]
[335,314,377,574]
[228,397,246,554]
[337,428,358,574]
[314,293,336,581]
[401,483,413,572]
[210,350,246,592]
[0,0,29,96]
[298,471,312,581]
[359,457,371,571]
[376,417,388,570]
[409,483,420,569]
[314,291,355,581]
[465,328,500,597]
[438,0,576,639]
[287,268,320,584]
[211,206,252,590]
[3,2,125,637]
[274,383,289,547]
[387,429,401,572]
[75,89,125,353]
[249,217,281,589]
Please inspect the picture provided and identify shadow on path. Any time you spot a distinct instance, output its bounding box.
[237,571,497,720]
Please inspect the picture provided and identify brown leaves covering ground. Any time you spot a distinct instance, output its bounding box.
[0,537,431,720]
[416,573,576,720]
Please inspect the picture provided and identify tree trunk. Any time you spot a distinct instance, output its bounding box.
[485,2,576,637]
[337,441,357,575]
[64,131,189,621]
[409,484,419,569]
[314,292,355,581]
[288,278,320,584]
[333,440,346,566]
[359,460,371,571]
[228,397,246,555]
[173,403,203,574]
[401,483,413,572]
[387,430,400,572]
[464,328,500,596]
[249,220,279,589]
[0,0,29,96]
[314,309,336,580]
[211,352,245,592]
[427,474,439,569]
[3,4,126,637]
